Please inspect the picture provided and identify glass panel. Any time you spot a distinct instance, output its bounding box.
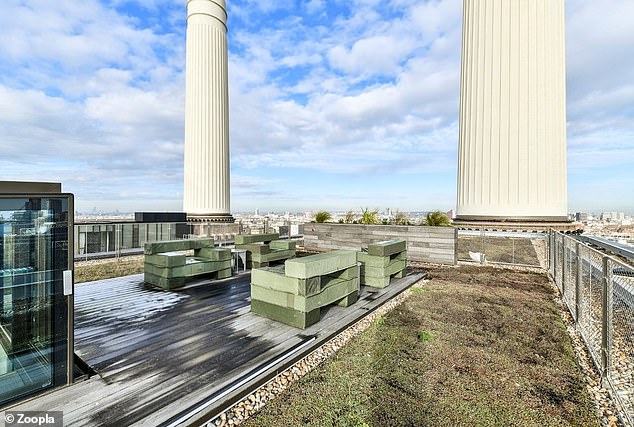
[148,224,157,242]
[0,197,69,406]
[122,224,133,250]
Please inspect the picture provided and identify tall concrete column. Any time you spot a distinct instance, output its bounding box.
[183,0,234,223]
[456,0,568,222]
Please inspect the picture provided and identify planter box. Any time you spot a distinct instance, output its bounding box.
[303,223,456,265]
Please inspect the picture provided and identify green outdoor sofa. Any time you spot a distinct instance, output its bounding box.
[235,233,296,268]
[144,238,232,290]
[357,240,407,288]
[250,250,359,329]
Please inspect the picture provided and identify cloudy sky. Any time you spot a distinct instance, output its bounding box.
[0,0,633,214]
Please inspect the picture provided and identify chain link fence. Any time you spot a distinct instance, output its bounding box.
[457,229,546,267]
[550,231,634,426]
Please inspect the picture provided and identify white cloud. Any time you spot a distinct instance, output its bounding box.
[227,0,462,178]
[328,35,416,76]
[1,0,633,212]
[0,0,185,210]
[305,0,324,15]
[565,0,634,182]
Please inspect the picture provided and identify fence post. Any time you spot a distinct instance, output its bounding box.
[552,233,556,281]
[553,232,557,277]
[562,236,567,296]
[116,224,121,260]
[560,236,565,290]
[453,228,457,266]
[547,231,551,274]
[548,230,555,280]
[575,242,581,322]
[553,234,561,290]
[601,256,610,380]
[480,227,485,265]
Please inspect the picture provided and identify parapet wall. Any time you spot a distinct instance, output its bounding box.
[303,223,457,265]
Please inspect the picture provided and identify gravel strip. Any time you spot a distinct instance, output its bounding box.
[455,260,545,274]
[548,277,626,427]
[205,277,429,427]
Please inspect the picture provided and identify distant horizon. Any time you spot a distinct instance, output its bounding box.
[74,207,634,217]
[1,1,633,214]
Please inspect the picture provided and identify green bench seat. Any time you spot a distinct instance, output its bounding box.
[144,238,232,290]
[357,240,407,289]
[250,250,359,329]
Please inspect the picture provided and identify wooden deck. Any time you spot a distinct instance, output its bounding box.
[10,270,424,426]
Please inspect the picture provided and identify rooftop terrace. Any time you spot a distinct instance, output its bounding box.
[9,270,423,426]
[4,229,634,427]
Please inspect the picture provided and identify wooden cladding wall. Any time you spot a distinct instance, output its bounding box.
[303,223,457,265]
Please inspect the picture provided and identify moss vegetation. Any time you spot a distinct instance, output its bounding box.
[75,258,144,284]
[244,266,600,427]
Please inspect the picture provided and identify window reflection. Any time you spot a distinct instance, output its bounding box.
[0,198,69,406]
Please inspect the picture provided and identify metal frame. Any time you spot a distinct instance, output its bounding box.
[0,189,75,407]
[456,228,547,268]
[578,235,634,263]
[455,215,570,222]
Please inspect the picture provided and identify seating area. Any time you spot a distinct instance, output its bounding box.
[357,239,408,288]
[235,233,296,268]
[143,238,232,290]
[142,236,407,297]
[250,250,359,329]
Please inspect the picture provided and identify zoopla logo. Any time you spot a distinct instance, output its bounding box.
[4,411,63,427]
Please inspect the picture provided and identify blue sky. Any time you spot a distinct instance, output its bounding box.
[0,0,633,214]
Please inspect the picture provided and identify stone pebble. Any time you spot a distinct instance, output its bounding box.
[549,278,628,427]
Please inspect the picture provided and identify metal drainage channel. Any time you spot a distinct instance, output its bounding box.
[161,272,427,427]
[577,236,634,264]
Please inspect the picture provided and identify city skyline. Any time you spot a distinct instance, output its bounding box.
[1,0,633,214]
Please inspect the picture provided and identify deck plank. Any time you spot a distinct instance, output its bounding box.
[9,270,424,426]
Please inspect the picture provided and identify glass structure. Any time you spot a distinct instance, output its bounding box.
[0,184,73,407]
[74,222,187,257]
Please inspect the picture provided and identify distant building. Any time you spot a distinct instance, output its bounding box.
[601,212,626,222]
[576,212,589,222]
